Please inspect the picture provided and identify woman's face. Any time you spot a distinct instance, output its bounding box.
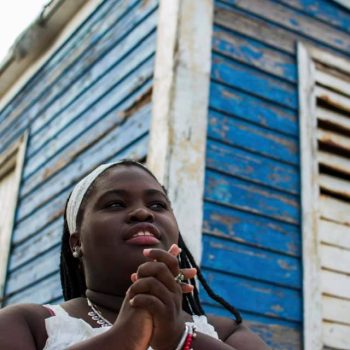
[73,165,179,295]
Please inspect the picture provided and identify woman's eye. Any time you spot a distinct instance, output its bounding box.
[106,201,125,209]
[149,202,167,210]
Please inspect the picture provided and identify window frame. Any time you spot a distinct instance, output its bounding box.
[0,133,27,305]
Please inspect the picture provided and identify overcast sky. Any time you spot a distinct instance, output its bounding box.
[0,0,49,63]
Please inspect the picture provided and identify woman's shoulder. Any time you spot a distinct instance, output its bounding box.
[207,314,271,349]
[0,303,52,349]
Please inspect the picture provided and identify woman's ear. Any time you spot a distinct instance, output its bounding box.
[69,232,83,258]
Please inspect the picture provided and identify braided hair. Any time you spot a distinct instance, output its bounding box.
[59,160,242,324]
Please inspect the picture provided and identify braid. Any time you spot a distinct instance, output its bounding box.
[60,201,87,300]
[178,234,242,324]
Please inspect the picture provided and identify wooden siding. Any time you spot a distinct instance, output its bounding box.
[202,1,350,349]
[1,0,158,306]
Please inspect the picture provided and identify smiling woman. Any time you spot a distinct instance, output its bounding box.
[0,159,269,350]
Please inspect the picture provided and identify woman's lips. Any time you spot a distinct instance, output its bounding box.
[126,231,160,246]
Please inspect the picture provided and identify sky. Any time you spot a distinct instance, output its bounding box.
[0,0,49,63]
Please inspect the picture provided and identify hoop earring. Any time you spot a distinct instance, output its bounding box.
[73,247,82,258]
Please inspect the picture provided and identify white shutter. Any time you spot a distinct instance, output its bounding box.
[299,44,350,350]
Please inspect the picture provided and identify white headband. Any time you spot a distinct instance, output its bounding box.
[66,161,147,234]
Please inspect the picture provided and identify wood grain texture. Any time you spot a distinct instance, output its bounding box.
[203,201,301,257]
[202,235,301,288]
[206,139,299,194]
[205,169,299,224]
[209,82,298,136]
[201,269,302,321]
[208,110,299,165]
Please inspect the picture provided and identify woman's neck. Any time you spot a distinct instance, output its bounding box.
[85,288,125,313]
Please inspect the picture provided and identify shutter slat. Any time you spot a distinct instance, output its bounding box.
[316,70,350,98]
[323,295,350,326]
[320,244,350,275]
[317,128,350,153]
[320,195,350,226]
[319,219,350,250]
[318,151,350,176]
[316,86,350,113]
[323,321,350,349]
[321,269,350,300]
[319,173,350,199]
[317,106,350,133]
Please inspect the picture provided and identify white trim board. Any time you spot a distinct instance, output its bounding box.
[147,0,214,263]
[0,133,28,305]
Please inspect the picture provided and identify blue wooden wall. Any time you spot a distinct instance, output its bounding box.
[1,0,158,305]
[201,0,350,349]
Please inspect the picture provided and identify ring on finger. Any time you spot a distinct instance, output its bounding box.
[174,271,186,284]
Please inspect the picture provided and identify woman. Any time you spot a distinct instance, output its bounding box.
[0,160,270,349]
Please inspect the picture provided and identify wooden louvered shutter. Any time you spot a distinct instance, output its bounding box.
[299,44,350,350]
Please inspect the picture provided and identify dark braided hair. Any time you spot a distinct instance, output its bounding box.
[59,160,242,324]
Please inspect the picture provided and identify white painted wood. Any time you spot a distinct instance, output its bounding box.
[298,42,323,350]
[321,269,350,300]
[323,295,350,325]
[316,85,350,113]
[0,0,103,108]
[317,106,350,133]
[319,174,350,199]
[323,321,350,349]
[319,219,350,250]
[315,70,350,97]
[317,128,350,153]
[320,243,350,274]
[0,134,27,304]
[308,45,350,75]
[318,151,350,176]
[320,195,350,226]
[148,0,214,262]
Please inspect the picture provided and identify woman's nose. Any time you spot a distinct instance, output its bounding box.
[127,207,154,223]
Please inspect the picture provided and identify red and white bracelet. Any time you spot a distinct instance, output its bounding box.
[175,323,197,350]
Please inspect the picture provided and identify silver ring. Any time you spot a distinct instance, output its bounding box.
[174,271,186,284]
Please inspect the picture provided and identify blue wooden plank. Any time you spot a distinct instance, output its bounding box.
[21,80,152,198]
[212,25,297,82]
[9,218,63,271]
[202,235,301,288]
[211,53,297,109]
[218,0,350,55]
[208,109,299,165]
[206,139,299,194]
[203,201,301,257]
[24,49,155,178]
[205,169,300,224]
[0,0,122,122]
[209,82,298,136]
[4,273,62,306]
[203,304,301,350]
[0,0,158,152]
[0,0,148,126]
[6,246,61,295]
[274,0,350,34]
[200,269,302,321]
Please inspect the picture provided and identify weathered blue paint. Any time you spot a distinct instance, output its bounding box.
[1,0,158,305]
[202,0,350,348]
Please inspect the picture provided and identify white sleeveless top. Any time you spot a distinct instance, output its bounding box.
[43,304,219,350]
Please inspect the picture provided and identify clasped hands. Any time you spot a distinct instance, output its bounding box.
[125,244,197,350]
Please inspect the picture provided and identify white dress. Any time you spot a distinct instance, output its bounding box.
[43,304,219,350]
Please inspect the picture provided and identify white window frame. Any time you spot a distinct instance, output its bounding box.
[0,134,27,305]
[298,43,350,350]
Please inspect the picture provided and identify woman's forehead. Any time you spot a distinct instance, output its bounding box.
[94,165,163,192]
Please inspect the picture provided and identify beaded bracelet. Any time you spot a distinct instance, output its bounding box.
[183,324,197,350]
